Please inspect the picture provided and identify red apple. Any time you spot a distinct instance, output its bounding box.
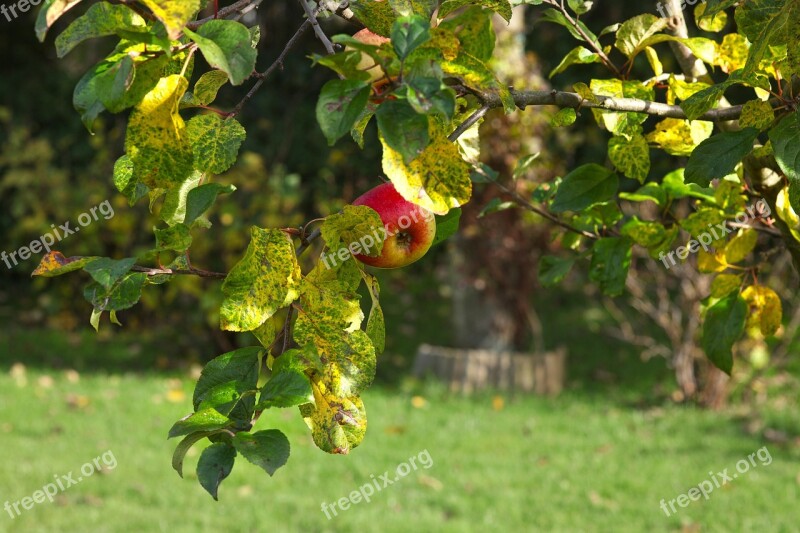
[352,183,436,268]
[351,28,391,85]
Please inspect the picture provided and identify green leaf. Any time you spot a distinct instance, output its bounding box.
[187,114,247,174]
[537,8,597,43]
[513,153,540,180]
[172,431,217,477]
[160,171,204,226]
[734,0,790,76]
[83,257,136,290]
[184,20,258,86]
[589,237,632,297]
[614,14,668,58]
[316,79,371,146]
[680,82,732,121]
[232,430,290,476]
[256,370,313,409]
[196,442,236,500]
[621,217,666,247]
[55,2,144,58]
[140,0,202,40]
[438,7,495,62]
[83,272,147,312]
[125,75,194,190]
[185,70,230,107]
[685,128,759,186]
[549,46,600,78]
[361,272,386,355]
[769,110,800,182]
[550,164,618,213]
[36,0,84,42]
[113,155,149,206]
[702,294,747,375]
[391,15,431,60]
[432,208,461,247]
[538,256,575,287]
[478,198,516,217]
[551,108,577,127]
[168,408,235,439]
[376,99,431,164]
[406,78,457,119]
[184,183,236,225]
[608,134,650,183]
[193,347,262,410]
[154,224,192,253]
[220,228,302,332]
[438,0,513,23]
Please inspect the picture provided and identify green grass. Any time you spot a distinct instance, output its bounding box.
[1,338,799,532]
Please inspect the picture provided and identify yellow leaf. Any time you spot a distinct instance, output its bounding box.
[698,248,728,273]
[776,186,800,242]
[724,228,757,264]
[140,0,202,40]
[742,285,782,337]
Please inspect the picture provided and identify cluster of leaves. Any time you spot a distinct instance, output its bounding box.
[508,0,797,375]
[27,0,800,498]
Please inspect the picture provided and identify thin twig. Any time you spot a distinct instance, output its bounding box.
[488,177,599,240]
[296,228,323,256]
[448,105,490,142]
[186,0,260,30]
[543,0,621,77]
[298,0,336,54]
[130,265,228,279]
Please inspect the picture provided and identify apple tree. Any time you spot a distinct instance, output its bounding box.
[29,0,800,497]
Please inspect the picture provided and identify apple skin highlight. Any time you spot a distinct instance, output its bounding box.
[352,183,436,269]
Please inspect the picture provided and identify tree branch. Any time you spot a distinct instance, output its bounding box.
[473,88,770,122]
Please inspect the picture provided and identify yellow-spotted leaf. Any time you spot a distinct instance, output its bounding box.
[381,127,472,215]
[321,205,385,258]
[293,259,376,399]
[125,75,194,190]
[220,227,302,332]
[187,114,246,174]
[742,285,782,337]
[299,381,367,454]
[32,252,98,277]
[645,118,713,156]
[739,99,774,131]
[608,134,650,183]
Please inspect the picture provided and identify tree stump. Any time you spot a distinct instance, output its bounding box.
[412,345,566,395]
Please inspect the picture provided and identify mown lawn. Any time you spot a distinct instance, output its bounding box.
[0,328,799,532]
